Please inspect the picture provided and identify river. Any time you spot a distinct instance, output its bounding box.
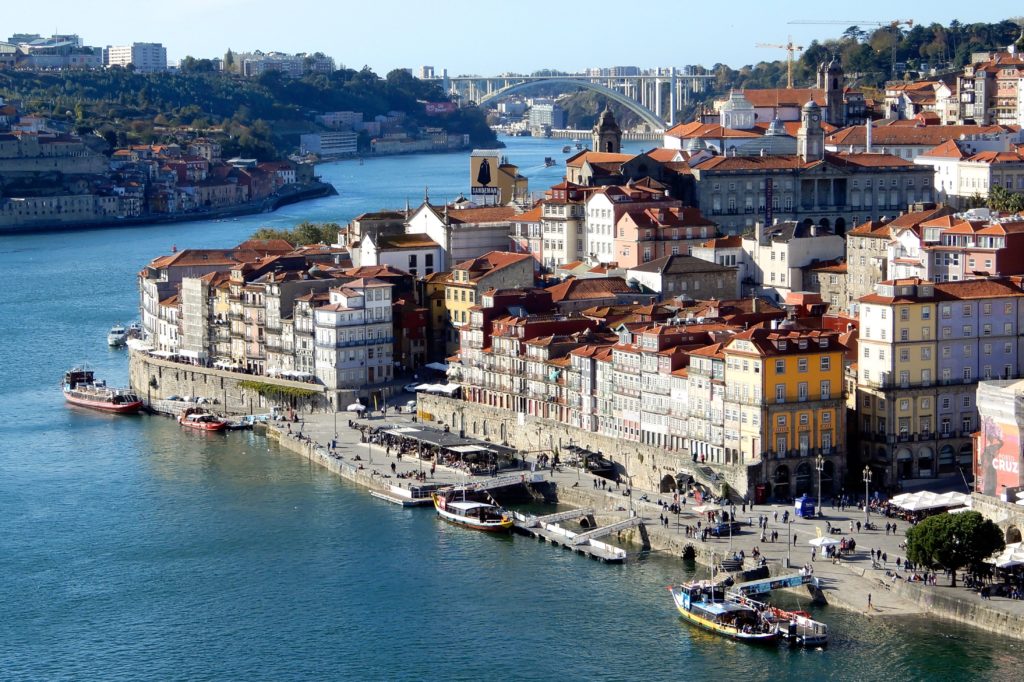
[0,136,1021,680]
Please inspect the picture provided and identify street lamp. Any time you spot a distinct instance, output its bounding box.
[815,454,824,516]
[863,466,873,527]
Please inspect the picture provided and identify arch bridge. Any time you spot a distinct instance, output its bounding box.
[436,68,717,130]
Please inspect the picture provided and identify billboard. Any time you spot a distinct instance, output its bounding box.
[976,412,1022,497]
[470,152,500,197]
[425,101,457,116]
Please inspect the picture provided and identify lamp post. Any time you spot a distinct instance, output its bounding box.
[815,454,824,516]
[863,466,873,527]
[787,518,793,567]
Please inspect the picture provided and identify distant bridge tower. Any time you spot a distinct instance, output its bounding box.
[592,106,622,153]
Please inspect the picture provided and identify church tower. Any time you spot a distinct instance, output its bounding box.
[592,106,622,153]
[824,57,845,126]
[797,100,824,162]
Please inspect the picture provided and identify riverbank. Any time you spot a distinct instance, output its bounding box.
[0,181,336,236]
[266,405,1024,641]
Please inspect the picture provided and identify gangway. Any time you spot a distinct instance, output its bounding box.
[455,472,544,492]
[570,516,644,546]
[521,508,595,528]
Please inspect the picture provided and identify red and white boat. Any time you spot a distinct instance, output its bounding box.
[178,408,228,431]
[62,368,143,414]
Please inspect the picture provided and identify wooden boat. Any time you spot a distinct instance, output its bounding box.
[62,367,143,414]
[763,605,829,647]
[668,582,778,643]
[178,408,228,431]
[431,489,513,532]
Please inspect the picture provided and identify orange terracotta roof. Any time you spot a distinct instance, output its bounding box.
[827,124,1008,147]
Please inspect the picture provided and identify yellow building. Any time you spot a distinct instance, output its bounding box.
[443,251,534,354]
[723,327,846,500]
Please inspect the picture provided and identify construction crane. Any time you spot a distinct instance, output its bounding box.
[755,36,804,88]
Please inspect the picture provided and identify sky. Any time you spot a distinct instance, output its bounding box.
[7,1,1020,76]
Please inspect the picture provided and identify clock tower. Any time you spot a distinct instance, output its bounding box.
[797,99,824,162]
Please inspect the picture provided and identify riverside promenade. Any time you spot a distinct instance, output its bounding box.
[269,401,1024,639]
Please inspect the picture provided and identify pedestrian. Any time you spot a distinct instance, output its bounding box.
[867,593,872,611]
[742,501,746,513]
[811,548,816,562]
[849,521,854,533]
[773,510,778,523]
[856,521,862,533]
[882,551,887,565]
[593,478,598,488]
[793,534,797,545]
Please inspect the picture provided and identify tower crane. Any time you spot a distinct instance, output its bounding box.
[755,36,804,89]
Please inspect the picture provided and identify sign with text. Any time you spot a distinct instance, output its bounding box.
[425,101,457,116]
[470,153,500,196]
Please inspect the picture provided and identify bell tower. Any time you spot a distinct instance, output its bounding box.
[824,57,845,126]
[592,106,622,153]
[797,100,824,162]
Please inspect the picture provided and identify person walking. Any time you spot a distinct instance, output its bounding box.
[867,593,873,611]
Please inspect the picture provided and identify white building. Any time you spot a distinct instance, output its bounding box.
[915,140,1024,209]
[105,43,167,72]
[299,131,358,157]
[405,202,519,270]
[357,232,443,277]
[585,186,680,264]
[741,221,845,303]
[313,278,394,400]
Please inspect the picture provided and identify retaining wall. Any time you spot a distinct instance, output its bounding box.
[416,394,757,498]
[129,350,327,416]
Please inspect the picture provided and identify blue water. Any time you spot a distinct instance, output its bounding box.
[1,137,1022,680]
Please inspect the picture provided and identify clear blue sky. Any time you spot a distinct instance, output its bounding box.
[8,1,1018,75]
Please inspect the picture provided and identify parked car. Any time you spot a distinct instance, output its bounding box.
[403,383,422,393]
[708,521,743,538]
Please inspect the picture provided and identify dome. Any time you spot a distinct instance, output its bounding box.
[802,99,820,112]
[597,106,620,131]
[766,117,786,136]
[684,136,708,152]
[721,90,754,112]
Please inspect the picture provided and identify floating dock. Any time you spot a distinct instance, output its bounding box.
[511,510,636,563]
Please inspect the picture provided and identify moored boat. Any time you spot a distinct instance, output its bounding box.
[561,145,572,153]
[107,324,127,347]
[668,582,778,643]
[764,606,829,647]
[62,368,143,414]
[178,408,228,431]
[431,488,513,532]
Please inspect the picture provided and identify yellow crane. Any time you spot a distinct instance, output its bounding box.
[756,36,804,89]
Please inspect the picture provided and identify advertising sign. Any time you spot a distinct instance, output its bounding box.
[470,152,500,196]
[425,101,457,115]
[977,413,1022,496]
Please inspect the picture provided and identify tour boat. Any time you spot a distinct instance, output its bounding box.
[561,145,572,153]
[62,368,143,414]
[107,324,128,347]
[178,409,228,431]
[668,582,778,643]
[764,606,829,647]
[431,488,513,532]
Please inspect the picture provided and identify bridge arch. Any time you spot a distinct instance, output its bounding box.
[475,78,666,132]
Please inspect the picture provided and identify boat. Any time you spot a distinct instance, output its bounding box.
[178,408,228,431]
[668,582,778,643]
[561,145,572,153]
[107,324,127,347]
[544,156,556,167]
[575,142,582,150]
[431,488,513,532]
[62,367,143,414]
[763,605,829,647]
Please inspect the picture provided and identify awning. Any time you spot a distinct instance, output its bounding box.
[424,362,449,372]
[126,338,153,351]
[150,350,174,358]
[448,445,488,454]
[890,491,969,512]
[808,537,839,548]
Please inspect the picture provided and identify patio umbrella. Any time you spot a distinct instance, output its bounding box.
[346,402,366,412]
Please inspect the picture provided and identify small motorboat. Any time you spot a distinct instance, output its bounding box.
[62,367,143,414]
[179,408,228,431]
[544,156,556,167]
[561,145,572,153]
[107,324,128,347]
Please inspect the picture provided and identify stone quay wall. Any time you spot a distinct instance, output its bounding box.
[129,350,327,416]
[416,394,757,499]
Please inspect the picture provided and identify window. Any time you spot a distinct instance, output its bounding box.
[863,347,870,359]
[775,384,785,402]
[900,308,909,321]
[777,414,787,426]
[942,346,951,358]
[900,348,909,362]
[900,328,909,341]
[963,417,973,433]
[962,395,971,408]
[921,307,931,320]
[775,359,785,374]
[921,347,931,360]
[881,309,887,319]
[798,358,808,373]
[820,380,831,400]
[820,356,831,371]
[798,382,808,401]
[963,367,972,381]
[799,413,809,426]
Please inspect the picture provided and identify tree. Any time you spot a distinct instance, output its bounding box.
[905,511,1004,586]
[251,221,339,246]
[987,185,1024,214]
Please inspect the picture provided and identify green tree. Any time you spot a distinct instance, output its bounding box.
[905,511,1004,586]
[987,185,1024,214]
[251,221,339,246]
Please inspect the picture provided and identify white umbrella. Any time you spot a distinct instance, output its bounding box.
[346,402,366,412]
[808,536,840,548]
